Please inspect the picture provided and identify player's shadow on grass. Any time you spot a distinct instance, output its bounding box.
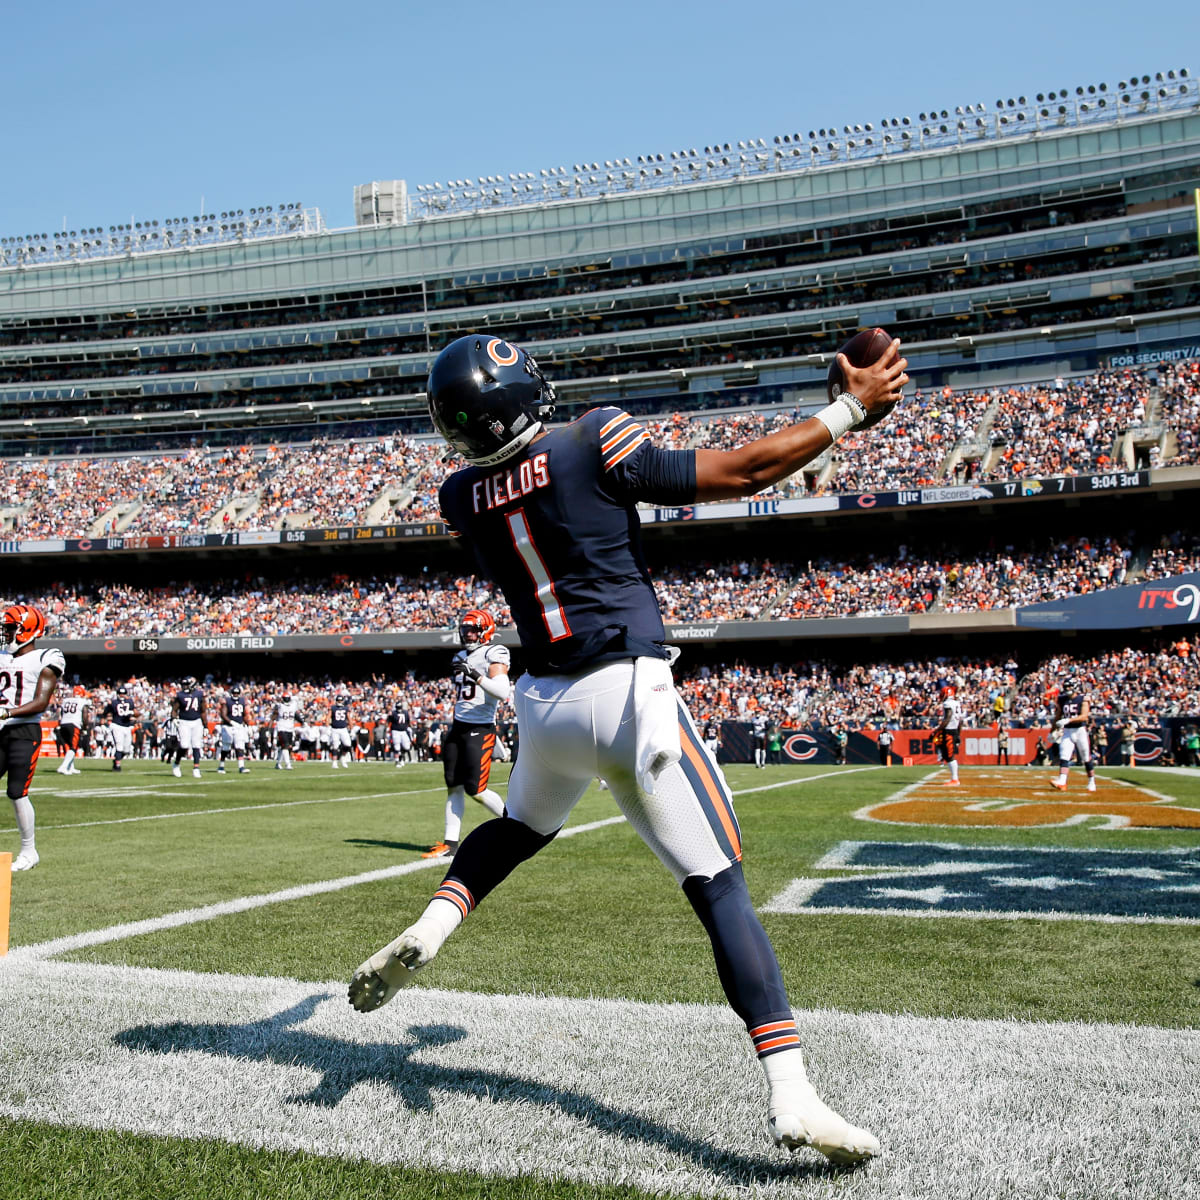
[343,837,432,853]
[113,993,850,1184]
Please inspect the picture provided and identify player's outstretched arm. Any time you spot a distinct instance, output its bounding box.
[693,341,907,501]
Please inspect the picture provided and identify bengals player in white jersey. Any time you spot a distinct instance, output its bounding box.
[0,604,65,871]
[421,609,510,859]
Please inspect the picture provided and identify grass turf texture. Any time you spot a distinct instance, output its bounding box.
[3,760,1200,1198]
[0,1118,660,1200]
[12,761,1200,1028]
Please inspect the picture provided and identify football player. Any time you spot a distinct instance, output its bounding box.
[171,675,206,778]
[935,685,962,786]
[387,701,412,767]
[218,686,252,774]
[107,684,135,772]
[56,684,90,775]
[328,693,353,769]
[0,604,65,871]
[1050,689,1097,792]
[421,609,510,859]
[350,332,906,1163]
[273,693,298,770]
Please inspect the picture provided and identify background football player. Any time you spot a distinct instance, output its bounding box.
[1050,688,1097,792]
[350,332,906,1164]
[935,684,963,786]
[273,693,299,770]
[107,683,136,772]
[218,686,252,774]
[172,675,206,778]
[421,609,510,859]
[328,692,354,769]
[0,604,65,871]
[56,684,90,775]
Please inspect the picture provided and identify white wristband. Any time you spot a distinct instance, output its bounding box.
[814,396,862,442]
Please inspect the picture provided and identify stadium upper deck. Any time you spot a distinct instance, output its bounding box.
[1,73,1197,456]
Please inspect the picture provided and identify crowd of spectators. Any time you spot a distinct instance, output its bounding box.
[57,640,1198,755]
[21,530,1166,637]
[676,636,1200,732]
[2,360,1196,540]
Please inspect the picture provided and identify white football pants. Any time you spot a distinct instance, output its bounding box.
[507,659,742,883]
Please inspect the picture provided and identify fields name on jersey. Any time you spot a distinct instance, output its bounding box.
[185,636,277,650]
[471,453,551,513]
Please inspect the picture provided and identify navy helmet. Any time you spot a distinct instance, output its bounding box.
[427,335,555,467]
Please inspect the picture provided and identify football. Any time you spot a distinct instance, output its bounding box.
[826,326,900,428]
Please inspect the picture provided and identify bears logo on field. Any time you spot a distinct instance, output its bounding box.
[859,769,1199,830]
[764,841,1200,923]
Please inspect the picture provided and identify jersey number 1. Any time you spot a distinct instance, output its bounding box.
[506,509,571,642]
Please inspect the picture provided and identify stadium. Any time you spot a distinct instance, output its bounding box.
[1,52,1199,1200]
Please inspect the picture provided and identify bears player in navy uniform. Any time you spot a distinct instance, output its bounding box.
[1050,689,1097,792]
[172,676,206,778]
[349,333,906,1163]
[107,684,136,772]
[0,604,65,871]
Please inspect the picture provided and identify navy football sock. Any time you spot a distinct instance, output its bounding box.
[683,861,791,1031]
[444,815,558,908]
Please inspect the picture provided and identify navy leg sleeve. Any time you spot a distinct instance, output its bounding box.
[445,815,558,907]
[683,861,791,1029]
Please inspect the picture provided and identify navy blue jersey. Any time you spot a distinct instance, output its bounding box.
[224,697,247,725]
[388,708,410,731]
[176,687,204,720]
[108,697,134,727]
[439,407,696,675]
[1060,695,1085,721]
[330,703,350,729]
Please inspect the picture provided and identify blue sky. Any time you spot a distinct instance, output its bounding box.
[2,0,1196,237]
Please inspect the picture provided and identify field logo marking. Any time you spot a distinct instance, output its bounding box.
[764,840,1200,924]
[856,766,1200,830]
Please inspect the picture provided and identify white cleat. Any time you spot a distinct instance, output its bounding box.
[1087,781,1097,792]
[56,766,70,775]
[172,765,182,778]
[11,850,39,872]
[1050,778,1067,791]
[192,768,202,778]
[348,929,437,1012]
[68,767,81,774]
[769,1082,879,1165]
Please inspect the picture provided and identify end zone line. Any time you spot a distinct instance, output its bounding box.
[731,764,883,796]
[7,816,629,963]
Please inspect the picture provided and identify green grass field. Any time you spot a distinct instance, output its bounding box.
[2,759,1199,1199]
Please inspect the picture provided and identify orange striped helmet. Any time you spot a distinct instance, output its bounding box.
[459,608,496,646]
[2,603,46,647]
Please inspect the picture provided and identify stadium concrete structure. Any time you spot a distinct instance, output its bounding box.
[1,73,1198,683]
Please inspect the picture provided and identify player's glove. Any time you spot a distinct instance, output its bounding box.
[0,708,8,721]
[452,650,481,679]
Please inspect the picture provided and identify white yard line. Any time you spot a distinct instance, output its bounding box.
[10,816,628,962]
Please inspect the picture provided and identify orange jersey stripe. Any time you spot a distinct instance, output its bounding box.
[599,411,633,437]
[601,422,644,454]
[678,722,742,859]
[604,432,649,470]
